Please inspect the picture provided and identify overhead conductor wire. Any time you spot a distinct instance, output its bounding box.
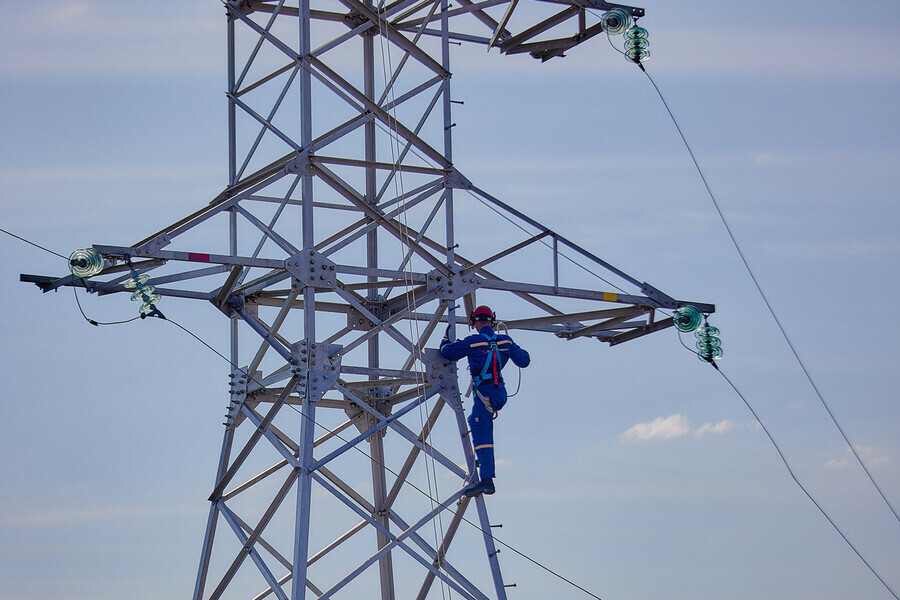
[640,62,899,599]
[3,14,609,599]
[15,13,852,599]
[365,6,603,596]
[362,10,609,595]
[0,136,607,600]
[638,62,899,521]
[164,312,604,599]
[3,212,611,596]
[1,113,609,600]
[0,227,69,259]
[1,227,141,326]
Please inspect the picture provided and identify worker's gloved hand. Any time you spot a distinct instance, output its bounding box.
[443,324,451,341]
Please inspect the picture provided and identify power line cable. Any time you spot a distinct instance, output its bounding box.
[709,360,899,600]
[0,226,142,326]
[368,108,636,299]
[72,287,141,326]
[0,229,69,260]
[3,205,600,595]
[677,338,898,599]
[1,226,69,260]
[153,311,607,600]
[638,62,900,526]
[4,164,601,600]
[646,59,898,597]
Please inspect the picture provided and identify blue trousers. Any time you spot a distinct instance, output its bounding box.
[467,383,507,479]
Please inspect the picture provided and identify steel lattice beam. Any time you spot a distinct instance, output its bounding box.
[22,2,713,599]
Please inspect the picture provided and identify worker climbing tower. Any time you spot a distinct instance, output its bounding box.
[24,1,713,598]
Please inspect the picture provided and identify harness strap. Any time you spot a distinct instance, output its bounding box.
[466,382,499,420]
[472,332,500,389]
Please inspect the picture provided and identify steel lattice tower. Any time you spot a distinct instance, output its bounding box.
[24,1,713,598]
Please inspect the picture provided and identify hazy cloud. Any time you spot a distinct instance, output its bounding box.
[622,415,742,443]
[621,414,691,442]
[694,419,738,437]
[825,445,890,469]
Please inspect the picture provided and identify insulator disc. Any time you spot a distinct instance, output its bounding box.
[697,346,723,362]
[124,273,150,289]
[696,339,722,353]
[140,295,162,314]
[68,248,105,278]
[696,334,721,347]
[625,48,650,63]
[695,325,720,338]
[625,26,649,40]
[673,305,702,332]
[131,285,156,302]
[601,9,631,35]
[625,37,650,51]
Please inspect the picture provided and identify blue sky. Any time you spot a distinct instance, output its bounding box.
[1,1,899,599]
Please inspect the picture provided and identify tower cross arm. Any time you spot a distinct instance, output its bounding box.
[540,0,644,18]
[392,0,645,60]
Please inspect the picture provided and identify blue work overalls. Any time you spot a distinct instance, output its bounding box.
[440,325,530,479]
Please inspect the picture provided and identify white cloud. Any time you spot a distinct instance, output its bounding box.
[694,419,737,437]
[620,414,691,442]
[825,445,890,469]
[621,415,743,443]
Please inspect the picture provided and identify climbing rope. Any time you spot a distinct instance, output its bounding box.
[375,4,452,598]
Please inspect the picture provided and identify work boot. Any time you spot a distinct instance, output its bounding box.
[463,478,495,497]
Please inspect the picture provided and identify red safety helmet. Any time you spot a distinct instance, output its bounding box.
[470,305,496,326]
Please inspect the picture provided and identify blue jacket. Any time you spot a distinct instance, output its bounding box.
[440,325,530,387]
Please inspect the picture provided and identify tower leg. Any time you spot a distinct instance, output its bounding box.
[291,388,316,599]
[193,426,235,600]
[371,435,397,600]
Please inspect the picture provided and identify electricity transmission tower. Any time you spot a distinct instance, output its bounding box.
[24,1,713,598]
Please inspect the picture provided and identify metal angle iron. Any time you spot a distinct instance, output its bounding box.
[21,2,713,599]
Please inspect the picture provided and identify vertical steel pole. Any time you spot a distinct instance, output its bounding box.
[370,431,395,600]
[364,6,379,363]
[193,428,235,600]
[228,5,240,384]
[442,0,458,337]
[364,8,396,598]
[292,0,316,597]
[440,2,506,596]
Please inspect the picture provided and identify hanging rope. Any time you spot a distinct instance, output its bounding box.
[374,4,452,598]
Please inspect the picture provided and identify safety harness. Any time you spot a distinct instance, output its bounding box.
[472,332,500,389]
[466,332,502,418]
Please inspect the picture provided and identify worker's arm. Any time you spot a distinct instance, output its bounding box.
[507,341,530,368]
[440,334,472,361]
